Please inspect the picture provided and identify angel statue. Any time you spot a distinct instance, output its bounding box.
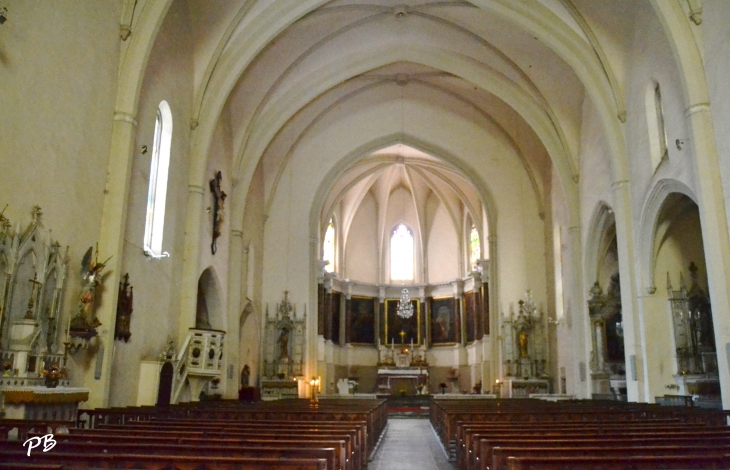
[70,246,110,333]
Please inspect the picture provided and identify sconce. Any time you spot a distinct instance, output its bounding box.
[0,8,7,25]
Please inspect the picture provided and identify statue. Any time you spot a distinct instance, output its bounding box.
[241,364,251,387]
[518,329,528,358]
[278,328,290,359]
[71,245,109,332]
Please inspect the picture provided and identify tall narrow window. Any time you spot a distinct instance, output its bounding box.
[390,224,413,281]
[144,101,173,257]
[323,219,335,273]
[646,81,668,172]
[470,224,480,270]
[654,83,668,160]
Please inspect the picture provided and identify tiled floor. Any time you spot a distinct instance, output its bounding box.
[369,419,456,470]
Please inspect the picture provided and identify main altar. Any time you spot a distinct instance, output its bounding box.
[376,336,429,395]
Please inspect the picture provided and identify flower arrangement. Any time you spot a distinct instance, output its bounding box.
[2,360,12,376]
[43,366,61,379]
[43,366,61,388]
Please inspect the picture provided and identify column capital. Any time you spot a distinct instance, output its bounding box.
[188,184,205,195]
[113,111,138,127]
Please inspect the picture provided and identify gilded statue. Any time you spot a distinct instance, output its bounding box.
[518,329,528,358]
[71,245,109,332]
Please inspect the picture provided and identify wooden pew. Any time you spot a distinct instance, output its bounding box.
[506,454,730,470]
[493,445,730,470]
[0,439,340,470]
[0,450,329,470]
[477,435,730,470]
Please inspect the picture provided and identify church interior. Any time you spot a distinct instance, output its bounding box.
[2,0,730,467]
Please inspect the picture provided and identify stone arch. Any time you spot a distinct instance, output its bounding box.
[238,301,259,388]
[196,267,224,331]
[639,179,697,294]
[585,201,618,288]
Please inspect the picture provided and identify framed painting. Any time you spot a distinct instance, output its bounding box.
[331,291,341,345]
[385,299,420,345]
[430,296,457,344]
[464,291,477,343]
[350,296,376,344]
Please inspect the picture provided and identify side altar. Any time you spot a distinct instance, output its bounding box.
[260,292,305,400]
[500,292,550,397]
[376,336,429,395]
[0,207,89,420]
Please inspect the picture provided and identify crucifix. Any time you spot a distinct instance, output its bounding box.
[209,170,227,255]
[24,273,43,320]
[399,330,406,346]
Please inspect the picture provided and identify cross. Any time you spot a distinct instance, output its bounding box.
[24,273,43,319]
[399,330,406,346]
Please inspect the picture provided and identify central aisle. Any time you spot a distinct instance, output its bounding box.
[370,419,457,470]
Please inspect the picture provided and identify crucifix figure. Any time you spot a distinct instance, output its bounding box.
[209,171,227,255]
[25,273,43,320]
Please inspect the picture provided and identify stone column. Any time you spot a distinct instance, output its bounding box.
[686,104,730,409]
[224,228,244,399]
[567,225,590,399]
[84,112,138,408]
[452,279,464,346]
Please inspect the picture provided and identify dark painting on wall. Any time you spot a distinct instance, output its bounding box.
[430,296,457,344]
[464,291,477,343]
[483,285,489,336]
[332,292,341,345]
[385,299,419,345]
[350,296,376,344]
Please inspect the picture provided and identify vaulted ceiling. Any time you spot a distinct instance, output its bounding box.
[182,0,634,227]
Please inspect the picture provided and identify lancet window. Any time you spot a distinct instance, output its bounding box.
[144,100,173,257]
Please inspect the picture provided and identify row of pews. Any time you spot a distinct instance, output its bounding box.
[431,398,730,470]
[0,397,387,470]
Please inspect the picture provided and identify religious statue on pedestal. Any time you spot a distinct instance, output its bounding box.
[70,245,109,335]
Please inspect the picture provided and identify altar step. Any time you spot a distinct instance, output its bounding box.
[387,405,430,419]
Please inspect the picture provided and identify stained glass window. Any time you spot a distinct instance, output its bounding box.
[323,220,335,272]
[391,224,413,281]
[470,224,480,270]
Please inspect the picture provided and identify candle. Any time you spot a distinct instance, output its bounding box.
[66,315,71,337]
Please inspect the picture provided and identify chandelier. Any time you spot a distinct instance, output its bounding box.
[397,287,414,319]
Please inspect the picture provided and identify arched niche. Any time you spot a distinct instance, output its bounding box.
[585,202,625,398]
[651,193,716,399]
[639,179,697,294]
[238,301,259,388]
[195,267,223,331]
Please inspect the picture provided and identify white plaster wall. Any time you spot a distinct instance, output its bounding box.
[703,0,730,229]
[344,192,378,283]
[0,2,119,384]
[112,0,194,407]
[427,203,459,283]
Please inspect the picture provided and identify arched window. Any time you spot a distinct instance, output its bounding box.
[323,219,335,273]
[390,224,413,281]
[470,224,480,270]
[144,101,172,257]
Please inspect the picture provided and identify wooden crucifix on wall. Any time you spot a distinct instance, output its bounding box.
[209,171,227,255]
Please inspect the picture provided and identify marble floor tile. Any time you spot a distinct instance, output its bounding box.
[370,419,456,470]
